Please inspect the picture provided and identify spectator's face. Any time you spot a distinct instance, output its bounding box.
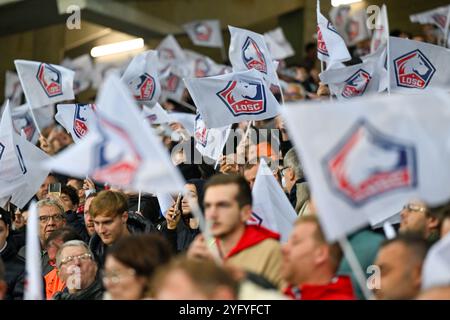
[374,242,421,300]
[46,238,64,262]
[58,246,97,291]
[181,184,197,216]
[38,205,66,243]
[83,197,96,237]
[0,220,9,251]
[400,202,427,236]
[204,185,249,238]
[103,255,145,300]
[60,192,76,212]
[243,165,259,190]
[281,222,322,286]
[93,212,128,246]
[155,269,208,300]
[37,175,58,200]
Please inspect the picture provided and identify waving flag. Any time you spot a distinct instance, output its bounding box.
[61,54,92,94]
[24,202,43,300]
[157,35,186,71]
[252,159,297,243]
[55,104,96,142]
[329,5,351,39]
[264,27,295,60]
[317,0,351,64]
[121,50,161,106]
[14,60,74,109]
[183,19,224,48]
[228,26,279,87]
[320,46,387,100]
[343,8,371,46]
[185,69,280,128]
[160,62,188,103]
[46,75,185,194]
[194,112,230,161]
[4,71,23,107]
[0,102,50,208]
[370,4,389,54]
[11,103,54,144]
[389,36,450,93]
[410,5,450,35]
[422,233,450,291]
[184,49,225,78]
[282,91,450,241]
[142,103,170,125]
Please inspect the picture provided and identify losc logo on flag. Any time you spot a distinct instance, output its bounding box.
[14,115,35,141]
[91,119,142,186]
[323,120,417,207]
[247,212,263,226]
[73,104,91,139]
[128,73,156,101]
[36,63,63,97]
[194,22,212,41]
[242,37,267,74]
[194,113,208,147]
[0,143,5,160]
[159,48,175,61]
[432,14,447,29]
[15,145,27,174]
[342,69,372,98]
[394,49,436,89]
[195,59,210,77]
[163,73,180,93]
[317,27,328,56]
[217,78,267,116]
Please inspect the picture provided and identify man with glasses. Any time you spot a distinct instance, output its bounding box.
[53,240,103,300]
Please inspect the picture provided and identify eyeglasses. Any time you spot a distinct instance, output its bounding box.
[280,166,290,177]
[403,204,427,213]
[101,269,136,284]
[39,214,65,223]
[60,253,93,266]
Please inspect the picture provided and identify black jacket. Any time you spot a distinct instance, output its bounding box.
[160,219,200,253]
[53,275,104,300]
[65,210,90,244]
[1,241,25,300]
[89,211,158,268]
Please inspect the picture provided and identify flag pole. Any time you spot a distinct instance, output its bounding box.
[338,236,374,300]
[383,221,396,239]
[444,7,450,48]
[385,6,391,96]
[137,190,142,213]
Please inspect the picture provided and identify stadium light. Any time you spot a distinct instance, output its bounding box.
[90,38,144,58]
[331,0,362,7]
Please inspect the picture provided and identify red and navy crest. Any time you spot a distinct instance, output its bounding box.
[36,63,62,97]
[91,118,142,186]
[194,22,212,42]
[322,120,417,207]
[0,143,5,160]
[432,13,447,29]
[342,69,372,98]
[242,37,267,74]
[394,49,436,89]
[159,48,175,61]
[15,145,27,174]
[194,113,208,147]
[247,212,263,226]
[20,114,36,141]
[217,78,266,116]
[195,58,210,77]
[73,104,91,139]
[162,73,180,93]
[128,73,156,101]
[317,26,328,56]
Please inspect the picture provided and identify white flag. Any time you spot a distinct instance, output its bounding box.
[142,103,170,125]
[389,36,450,92]
[11,104,54,144]
[4,71,23,107]
[183,19,224,48]
[156,35,187,71]
[320,46,387,100]
[14,60,75,109]
[422,233,450,291]
[160,63,187,102]
[343,8,371,46]
[264,27,295,60]
[156,192,175,218]
[46,75,186,194]
[317,0,351,64]
[184,49,224,78]
[370,4,389,54]
[410,5,450,34]
[194,112,230,161]
[329,5,351,39]
[121,50,161,106]
[228,25,279,87]
[168,112,196,136]
[252,159,297,243]
[61,54,92,94]
[24,202,43,300]
[185,69,280,128]
[282,91,450,241]
[0,102,50,209]
[55,104,96,142]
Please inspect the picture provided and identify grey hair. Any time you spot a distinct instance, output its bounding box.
[37,199,65,215]
[284,148,304,180]
[56,240,93,269]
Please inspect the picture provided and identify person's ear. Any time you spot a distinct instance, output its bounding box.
[240,205,252,223]
[314,244,329,266]
[121,211,129,224]
[427,216,439,231]
[287,168,296,182]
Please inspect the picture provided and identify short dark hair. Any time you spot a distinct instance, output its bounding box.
[44,226,82,249]
[380,233,429,264]
[204,174,252,208]
[61,185,80,207]
[0,258,5,281]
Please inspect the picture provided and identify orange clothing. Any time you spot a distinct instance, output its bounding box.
[44,268,65,300]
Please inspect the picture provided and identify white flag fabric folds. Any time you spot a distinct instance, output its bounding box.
[343,8,371,46]
[252,159,297,243]
[184,50,225,78]
[157,35,187,71]
[160,63,188,103]
[62,54,92,94]
[0,102,50,208]
[410,5,450,34]
[46,75,186,194]
[11,104,54,144]
[282,91,450,241]
[370,4,389,54]
[183,19,224,48]
[264,27,295,60]
[228,26,279,87]
[4,71,23,107]
[185,69,280,128]
[422,233,450,291]
[329,5,351,39]
[389,36,450,93]
[317,0,351,64]
[142,103,170,125]
[320,46,387,100]
[55,104,96,142]
[14,60,74,108]
[24,202,43,300]
[194,112,230,161]
[121,50,161,106]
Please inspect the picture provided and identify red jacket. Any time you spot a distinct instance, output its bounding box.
[284,276,356,300]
